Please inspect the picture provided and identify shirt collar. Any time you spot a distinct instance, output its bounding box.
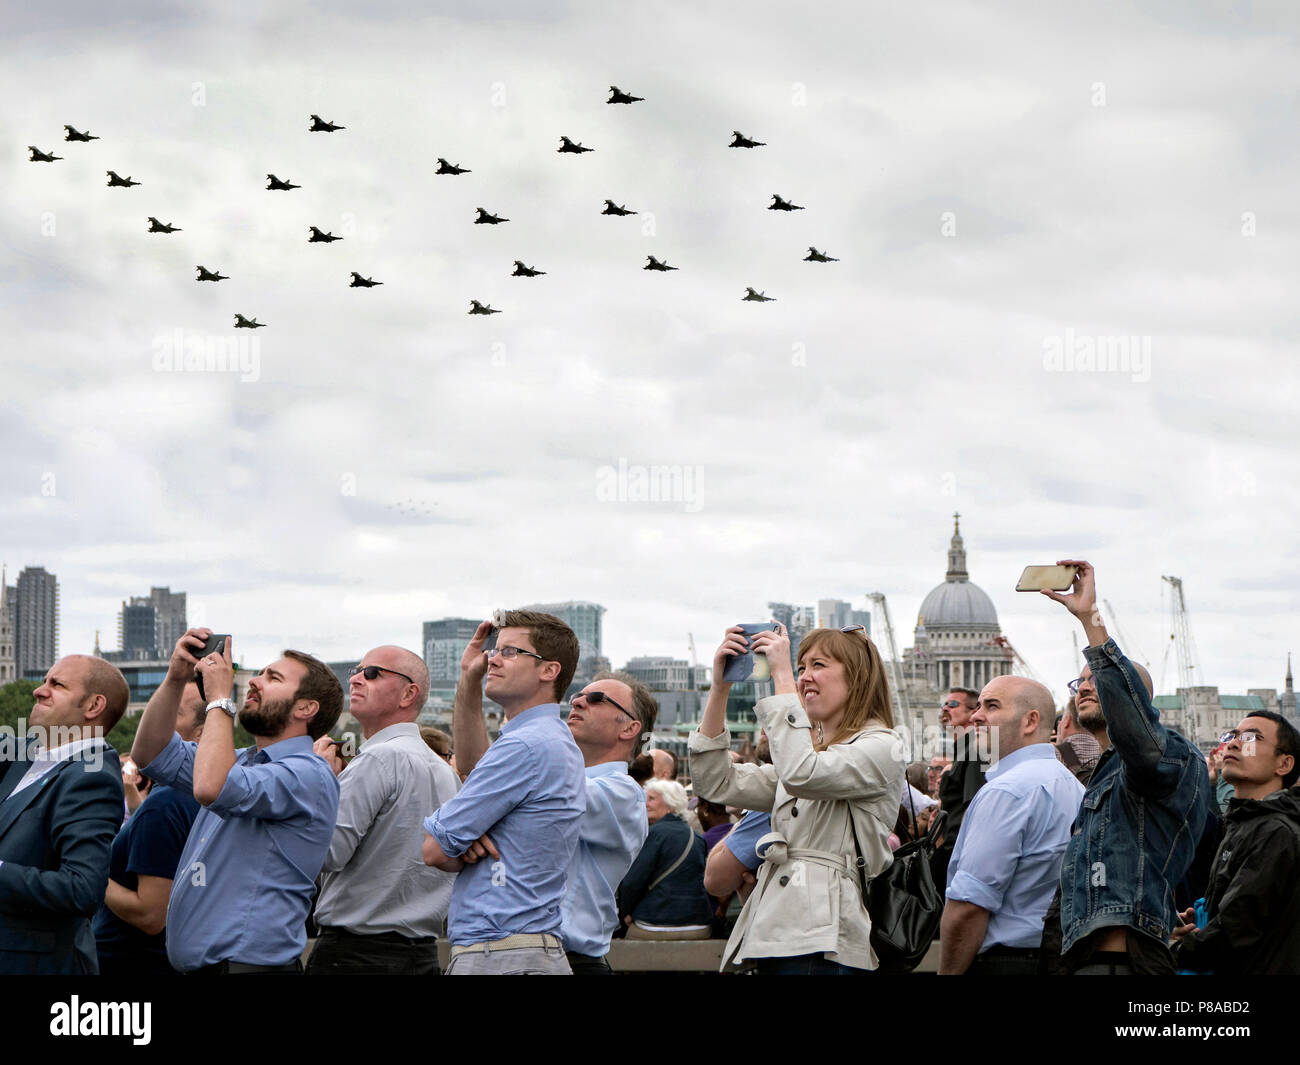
[360,721,421,751]
[586,760,631,779]
[986,741,1056,781]
[248,734,316,762]
[500,702,563,735]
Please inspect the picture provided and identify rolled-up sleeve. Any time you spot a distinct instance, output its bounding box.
[688,727,778,811]
[136,733,196,793]
[425,735,530,859]
[946,786,1027,912]
[209,755,331,822]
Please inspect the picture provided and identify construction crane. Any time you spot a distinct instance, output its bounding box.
[866,592,918,738]
[1162,575,1203,745]
[990,635,1048,686]
[1102,598,1150,667]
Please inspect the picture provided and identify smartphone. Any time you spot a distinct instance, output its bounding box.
[1015,565,1078,592]
[190,633,230,659]
[190,634,230,701]
[722,623,780,683]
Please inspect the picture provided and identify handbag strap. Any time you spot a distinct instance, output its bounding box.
[647,821,697,894]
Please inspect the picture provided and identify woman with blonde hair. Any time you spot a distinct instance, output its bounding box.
[690,623,904,973]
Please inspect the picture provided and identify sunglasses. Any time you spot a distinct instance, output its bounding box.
[942,699,965,709]
[351,664,416,685]
[572,689,635,721]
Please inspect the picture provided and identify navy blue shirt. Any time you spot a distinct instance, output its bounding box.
[93,785,200,974]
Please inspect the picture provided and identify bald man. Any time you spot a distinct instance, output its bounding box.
[308,646,460,975]
[938,676,1084,975]
[0,654,128,974]
[650,749,677,781]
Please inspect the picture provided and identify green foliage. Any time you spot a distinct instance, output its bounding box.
[0,681,38,731]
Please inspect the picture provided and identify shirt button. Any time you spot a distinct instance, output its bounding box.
[791,806,799,817]
[779,875,790,887]
[787,714,796,724]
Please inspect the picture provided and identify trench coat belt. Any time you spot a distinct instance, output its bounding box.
[759,836,856,877]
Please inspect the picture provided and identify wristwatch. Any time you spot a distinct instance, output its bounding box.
[206,698,238,719]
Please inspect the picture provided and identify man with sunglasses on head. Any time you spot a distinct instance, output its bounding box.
[560,671,656,974]
[1172,711,1300,975]
[423,611,585,974]
[1038,560,1210,975]
[307,646,460,975]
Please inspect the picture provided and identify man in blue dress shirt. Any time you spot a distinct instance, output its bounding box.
[423,611,586,975]
[133,631,343,974]
[559,670,655,974]
[939,675,1084,975]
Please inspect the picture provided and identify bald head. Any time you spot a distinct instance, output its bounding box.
[974,675,1056,761]
[350,646,429,738]
[651,748,677,780]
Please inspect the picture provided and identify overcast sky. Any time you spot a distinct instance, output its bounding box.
[3,0,1297,705]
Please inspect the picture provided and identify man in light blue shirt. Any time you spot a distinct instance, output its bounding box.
[133,632,343,974]
[424,611,586,975]
[560,671,655,974]
[939,675,1083,975]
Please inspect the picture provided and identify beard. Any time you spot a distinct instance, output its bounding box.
[1076,700,1106,732]
[239,693,295,737]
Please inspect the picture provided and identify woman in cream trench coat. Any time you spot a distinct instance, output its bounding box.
[689,623,905,974]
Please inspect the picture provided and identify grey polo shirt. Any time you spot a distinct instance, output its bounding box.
[315,721,461,937]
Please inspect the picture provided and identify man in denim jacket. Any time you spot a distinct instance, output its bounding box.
[1042,560,1210,974]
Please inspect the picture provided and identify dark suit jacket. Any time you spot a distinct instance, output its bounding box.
[0,738,124,974]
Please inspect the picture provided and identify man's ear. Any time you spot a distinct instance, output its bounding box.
[1277,753,1295,782]
[82,692,109,723]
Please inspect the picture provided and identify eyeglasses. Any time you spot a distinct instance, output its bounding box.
[351,664,416,685]
[941,699,964,710]
[485,645,545,662]
[1219,729,1268,746]
[1067,676,1094,695]
[572,689,635,721]
[840,625,866,635]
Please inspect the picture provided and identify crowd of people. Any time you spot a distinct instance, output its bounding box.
[0,560,1296,976]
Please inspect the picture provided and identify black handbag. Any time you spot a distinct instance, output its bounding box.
[850,789,947,973]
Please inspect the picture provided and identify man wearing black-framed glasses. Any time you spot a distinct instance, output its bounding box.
[423,609,585,975]
[307,646,460,975]
[1173,711,1300,975]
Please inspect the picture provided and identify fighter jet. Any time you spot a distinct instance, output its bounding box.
[743,287,776,301]
[349,272,383,287]
[148,217,181,233]
[804,247,839,262]
[234,314,265,328]
[468,300,501,315]
[309,114,345,132]
[474,208,508,225]
[511,261,546,277]
[644,256,678,271]
[602,200,636,216]
[195,265,228,281]
[435,158,471,175]
[106,170,140,187]
[729,131,765,148]
[63,125,99,142]
[266,174,300,190]
[309,226,342,242]
[607,86,644,105]
[28,146,62,162]
[558,136,593,153]
[769,194,804,212]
